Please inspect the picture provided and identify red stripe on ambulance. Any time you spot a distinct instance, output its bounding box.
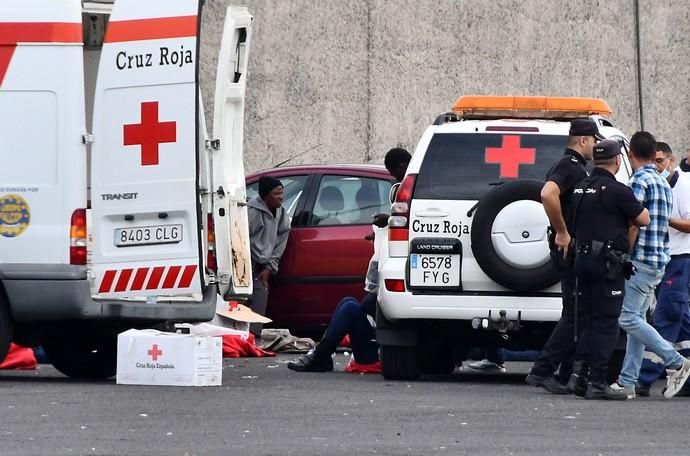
[0,22,82,86]
[146,267,166,290]
[130,268,149,291]
[178,265,197,288]
[104,16,197,43]
[114,268,134,292]
[98,265,197,293]
[98,270,117,293]
[162,266,182,289]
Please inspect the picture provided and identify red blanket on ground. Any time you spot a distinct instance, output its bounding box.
[0,344,37,370]
[222,334,275,358]
[344,359,382,374]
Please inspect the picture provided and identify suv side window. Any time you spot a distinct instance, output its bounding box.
[246,175,309,218]
[310,175,392,226]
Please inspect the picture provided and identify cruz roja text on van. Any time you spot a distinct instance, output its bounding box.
[116,45,193,70]
[411,219,470,237]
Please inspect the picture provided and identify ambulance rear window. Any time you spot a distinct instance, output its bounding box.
[414,133,567,200]
[0,91,58,186]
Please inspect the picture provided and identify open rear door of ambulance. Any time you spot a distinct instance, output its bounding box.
[90,0,212,316]
[212,7,254,300]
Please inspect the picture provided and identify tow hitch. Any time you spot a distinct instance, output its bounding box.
[471,310,522,340]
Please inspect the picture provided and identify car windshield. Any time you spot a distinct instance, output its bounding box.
[414,133,568,200]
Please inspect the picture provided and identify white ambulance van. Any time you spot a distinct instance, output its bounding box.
[0,0,253,379]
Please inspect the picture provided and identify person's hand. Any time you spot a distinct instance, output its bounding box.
[259,268,271,289]
[555,231,571,259]
[364,232,375,241]
[372,213,389,228]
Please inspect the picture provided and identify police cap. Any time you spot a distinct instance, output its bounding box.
[569,119,605,140]
[593,139,621,160]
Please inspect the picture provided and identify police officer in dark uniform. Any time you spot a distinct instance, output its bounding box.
[566,139,649,400]
[526,119,604,394]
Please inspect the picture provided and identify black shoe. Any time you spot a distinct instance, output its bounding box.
[635,383,651,397]
[287,351,333,372]
[525,373,569,395]
[566,373,588,397]
[584,382,628,400]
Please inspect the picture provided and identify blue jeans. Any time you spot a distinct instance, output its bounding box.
[318,293,378,364]
[638,257,690,387]
[618,260,685,387]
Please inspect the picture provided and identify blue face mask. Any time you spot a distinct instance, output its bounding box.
[660,169,671,179]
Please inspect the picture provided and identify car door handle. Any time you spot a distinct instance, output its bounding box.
[415,210,449,218]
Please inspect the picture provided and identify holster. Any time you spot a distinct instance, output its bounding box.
[605,250,634,280]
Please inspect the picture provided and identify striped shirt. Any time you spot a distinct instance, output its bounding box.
[629,164,672,270]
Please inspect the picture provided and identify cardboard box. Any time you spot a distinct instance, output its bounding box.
[116,329,223,386]
[210,294,272,332]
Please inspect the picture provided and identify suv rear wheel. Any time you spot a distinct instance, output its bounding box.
[43,325,117,380]
[381,345,421,380]
[0,292,13,362]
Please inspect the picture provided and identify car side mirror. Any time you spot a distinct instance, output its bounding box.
[389,183,401,204]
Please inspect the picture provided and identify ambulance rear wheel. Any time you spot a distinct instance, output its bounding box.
[43,329,117,380]
[0,293,13,362]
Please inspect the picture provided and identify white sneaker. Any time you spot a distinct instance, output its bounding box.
[609,381,636,399]
[467,359,506,373]
[664,358,690,399]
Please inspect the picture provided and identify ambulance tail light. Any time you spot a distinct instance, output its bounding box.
[452,96,613,120]
[389,174,417,243]
[70,209,87,265]
[207,213,217,273]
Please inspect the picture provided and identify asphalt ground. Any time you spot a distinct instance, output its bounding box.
[0,355,687,456]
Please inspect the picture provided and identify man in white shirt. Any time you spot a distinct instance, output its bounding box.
[636,142,690,396]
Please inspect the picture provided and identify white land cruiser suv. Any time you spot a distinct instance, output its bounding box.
[377,96,632,380]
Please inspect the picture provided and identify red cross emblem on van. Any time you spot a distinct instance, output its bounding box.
[124,101,177,166]
[485,135,536,179]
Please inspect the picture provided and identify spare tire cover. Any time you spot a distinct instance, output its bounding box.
[470,179,558,292]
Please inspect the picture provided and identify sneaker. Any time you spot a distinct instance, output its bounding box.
[635,383,651,397]
[525,373,569,395]
[609,382,636,399]
[586,382,628,400]
[664,358,690,398]
[467,359,506,373]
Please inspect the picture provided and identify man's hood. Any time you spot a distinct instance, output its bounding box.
[248,195,272,214]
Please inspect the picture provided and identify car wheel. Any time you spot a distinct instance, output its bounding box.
[0,292,13,362]
[470,179,559,292]
[381,345,421,380]
[43,327,117,380]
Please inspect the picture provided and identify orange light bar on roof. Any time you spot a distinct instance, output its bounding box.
[452,96,613,120]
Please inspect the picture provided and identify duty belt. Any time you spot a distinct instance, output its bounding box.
[576,240,614,256]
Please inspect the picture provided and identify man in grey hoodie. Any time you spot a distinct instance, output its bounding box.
[248,176,291,337]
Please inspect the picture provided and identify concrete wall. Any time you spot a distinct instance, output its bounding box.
[200,0,690,173]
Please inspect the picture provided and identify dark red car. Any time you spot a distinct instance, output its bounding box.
[246,164,394,333]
